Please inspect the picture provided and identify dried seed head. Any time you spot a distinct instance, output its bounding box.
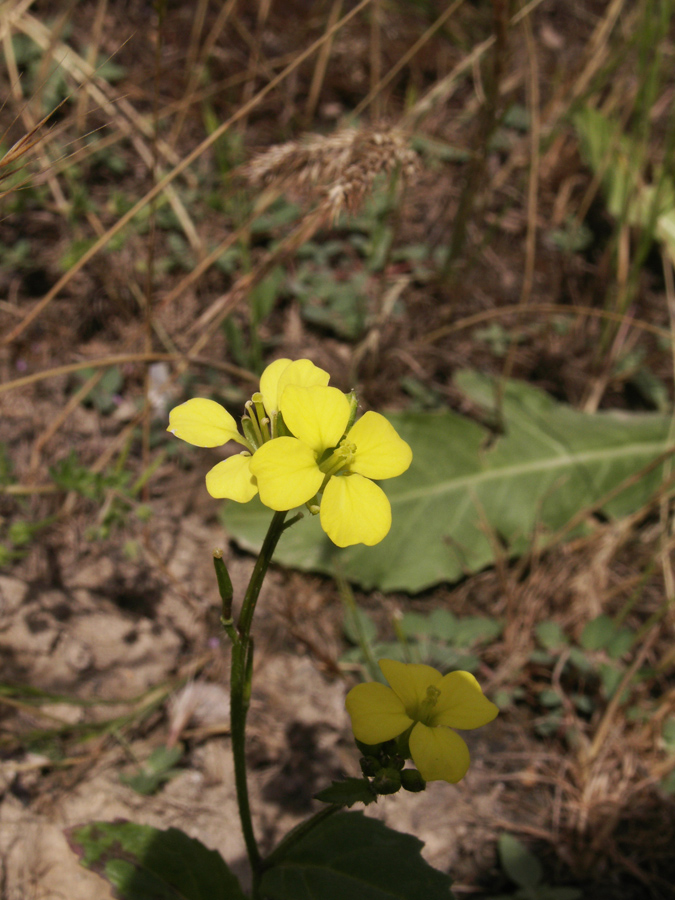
[245,127,419,219]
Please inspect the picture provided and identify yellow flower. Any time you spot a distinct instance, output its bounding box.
[167,358,329,503]
[345,659,498,783]
[248,385,412,547]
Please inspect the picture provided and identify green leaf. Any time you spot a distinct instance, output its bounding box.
[579,615,616,651]
[224,372,674,592]
[314,778,377,807]
[606,627,634,659]
[251,266,285,323]
[451,616,502,647]
[120,745,184,796]
[67,821,246,900]
[261,812,453,900]
[535,621,569,651]
[498,833,543,889]
[567,647,594,674]
[400,612,439,637]
[538,689,562,709]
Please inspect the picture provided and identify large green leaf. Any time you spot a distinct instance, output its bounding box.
[67,821,246,900]
[261,812,453,900]
[223,371,673,593]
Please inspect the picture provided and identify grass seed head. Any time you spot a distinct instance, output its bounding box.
[245,126,419,218]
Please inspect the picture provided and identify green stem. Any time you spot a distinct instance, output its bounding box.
[237,510,287,639]
[229,509,288,894]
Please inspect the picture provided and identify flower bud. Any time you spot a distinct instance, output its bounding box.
[372,767,401,795]
[359,756,381,777]
[400,769,426,793]
[213,549,234,620]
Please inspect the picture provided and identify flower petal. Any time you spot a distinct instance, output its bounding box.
[320,473,391,547]
[259,358,331,415]
[168,398,244,448]
[409,723,471,783]
[205,454,258,502]
[348,412,413,480]
[345,682,413,745]
[249,437,323,510]
[430,671,499,730]
[276,359,330,405]
[259,358,292,415]
[378,659,443,719]
[281,385,350,454]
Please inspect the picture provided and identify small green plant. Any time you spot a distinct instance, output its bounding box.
[488,833,582,900]
[528,615,640,737]
[341,604,503,676]
[120,745,184,796]
[49,449,159,540]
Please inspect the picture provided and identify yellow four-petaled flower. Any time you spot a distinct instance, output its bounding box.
[167,358,330,504]
[167,358,412,547]
[345,659,498,783]
[249,385,411,547]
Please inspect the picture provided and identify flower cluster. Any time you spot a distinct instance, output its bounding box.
[167,358,412,547]
[346,659,498,784]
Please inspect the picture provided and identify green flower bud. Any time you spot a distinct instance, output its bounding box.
[400,768,426,793]
[372,767,401,795]
[359,756,381,777]
[213,549,234,620]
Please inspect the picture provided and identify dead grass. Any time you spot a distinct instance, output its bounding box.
[1,0,675,897]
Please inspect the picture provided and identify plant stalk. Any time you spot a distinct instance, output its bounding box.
[228,510,288,895]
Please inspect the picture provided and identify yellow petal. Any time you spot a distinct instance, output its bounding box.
[281,385,350,454]
[168,398,244,448]
[259,358,330,415]
[348,412,413,480]
[259,358,292,415]
[249,437,323,510]
[205,454,258,503]
[320,473,391,547]
[345,682,413,745]
[409,723,470,783]
[276,358,330,406]
[430,671,499,730]
[378,659,443,719]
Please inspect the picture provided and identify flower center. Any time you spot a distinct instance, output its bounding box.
[319,439,356,479]
[417,685,441,725]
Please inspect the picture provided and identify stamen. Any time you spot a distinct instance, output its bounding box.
[253,397,271,442]
[242,403,263,448]
[418,685,441,725]
[319,439,357,479]
[426,685,441,704]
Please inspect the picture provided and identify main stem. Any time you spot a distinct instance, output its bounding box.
[229,510,287,895]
